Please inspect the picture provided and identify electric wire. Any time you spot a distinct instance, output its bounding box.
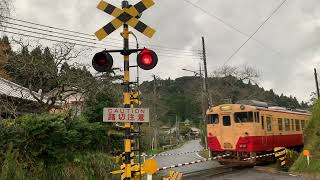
[3,16,200,53]
[2,22,200,57]
[181,0,280,55]
[3,25,122,48]
[222,0,287,66]
[1,29,199,59]
[1,29,103,49]
[1,21,199,56]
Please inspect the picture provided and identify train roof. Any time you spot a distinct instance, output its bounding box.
[209,103,311,116]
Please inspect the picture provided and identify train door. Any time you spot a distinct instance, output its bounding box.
[261,113,266,146]
[265,114,275,150]
[220,113,234,150]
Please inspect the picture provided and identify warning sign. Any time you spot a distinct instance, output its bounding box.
[103,108,150,123]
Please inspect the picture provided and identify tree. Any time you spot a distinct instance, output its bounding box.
[212,65,260,84]
[82,76,121,123]
[5,41,96,111]
[0,36,12,79]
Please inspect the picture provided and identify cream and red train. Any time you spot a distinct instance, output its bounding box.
[206,101,311,163]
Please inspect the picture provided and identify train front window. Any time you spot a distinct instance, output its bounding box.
[223,116,231,126]
[234,112,254,123]
[208,114,219,124]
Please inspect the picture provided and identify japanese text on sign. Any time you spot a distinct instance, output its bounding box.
[103,108,150,123]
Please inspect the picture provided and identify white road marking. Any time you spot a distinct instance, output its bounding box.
[196,152,206,160]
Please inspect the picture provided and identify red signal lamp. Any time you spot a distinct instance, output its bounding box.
[137,49,158,70]
[92,51,113,72]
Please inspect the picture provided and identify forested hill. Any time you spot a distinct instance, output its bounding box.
[139,76,309,126]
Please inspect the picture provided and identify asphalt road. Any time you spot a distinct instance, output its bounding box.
[153,140,314,180]
[154,140,221,175]
[210,168,314,180]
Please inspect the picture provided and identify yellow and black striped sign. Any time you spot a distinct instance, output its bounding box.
[274,147,287,167]
[130,90,142,105]
[95,0,156,40]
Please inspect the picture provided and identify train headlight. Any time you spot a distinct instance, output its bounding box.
[239,144,247,148]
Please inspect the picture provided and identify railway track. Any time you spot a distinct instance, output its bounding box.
[182,165,243,180]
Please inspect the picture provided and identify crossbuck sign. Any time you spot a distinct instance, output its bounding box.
[103,108,150,123]
[95,0,156,40]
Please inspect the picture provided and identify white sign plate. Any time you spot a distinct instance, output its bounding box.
[103,108,150,123]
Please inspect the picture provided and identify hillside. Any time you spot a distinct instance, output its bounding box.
[291,101,320,178]
[139,76,309,126]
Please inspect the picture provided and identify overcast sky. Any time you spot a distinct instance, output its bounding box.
[5,0,320,103]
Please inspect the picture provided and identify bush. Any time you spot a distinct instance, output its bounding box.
[290,101,320,175]
[0,113,122,179]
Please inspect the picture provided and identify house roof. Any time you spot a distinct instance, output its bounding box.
[190,127,200,132]
[0,77,40,102]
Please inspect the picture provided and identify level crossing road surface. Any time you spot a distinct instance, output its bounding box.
[153,139,222,175]
[209,168,314,180]
[153,140,314,180]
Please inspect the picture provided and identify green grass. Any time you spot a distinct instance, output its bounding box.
[0,151,118,180]
[290,101,320,177]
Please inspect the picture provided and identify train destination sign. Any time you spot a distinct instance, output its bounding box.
[103,108,150,123]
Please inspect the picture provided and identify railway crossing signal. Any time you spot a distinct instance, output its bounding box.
[92,51,113,72]
[93,0,158,179]
[95,0,156,40]
[137,49,158,70]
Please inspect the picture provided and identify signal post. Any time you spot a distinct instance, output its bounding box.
[92,0,158,179]
[122,16,132,179]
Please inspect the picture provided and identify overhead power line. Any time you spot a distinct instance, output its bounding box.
[3,25,122,48]
[1,21,200,57]
[181,0,280,54]
[1,30,102,49]
[223,0,287,66]
[3,16,200,53]
[1,29,199,59]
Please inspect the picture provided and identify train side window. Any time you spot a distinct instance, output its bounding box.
[208,114,219,124]
[255,112,260,123]
[301,120,306,131]
[223,116,231,126]
[266,117,272,131]
[295,119,301,131]
[278,118,283,131]
[291,119,295,131]
[284,118,290,131]
[234,112,254,123]
[261,116,264,129]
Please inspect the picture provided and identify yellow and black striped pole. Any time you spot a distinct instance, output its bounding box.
[122,1,132,179]
[274,147,287,168]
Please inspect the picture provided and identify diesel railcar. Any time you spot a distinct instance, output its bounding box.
[206,101,310,164]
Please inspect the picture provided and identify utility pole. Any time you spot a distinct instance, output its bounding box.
[153,75,158,150]
[202,36,210,106]
[201,37,209,151]
[314,68,320,99]
[176,115,179,142]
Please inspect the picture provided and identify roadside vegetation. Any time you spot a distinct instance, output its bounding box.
[0,113,123,179]
[290,100,320,178]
